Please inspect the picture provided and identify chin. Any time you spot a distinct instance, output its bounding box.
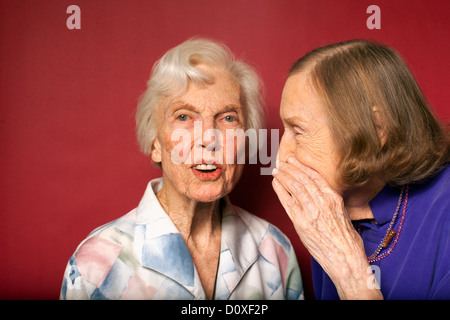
[189,184,227,203]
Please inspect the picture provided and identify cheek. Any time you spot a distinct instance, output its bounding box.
[279,130,334,173]
[223,130,246,164]
[160,128,195,164]
[293,137,341,188]
[293,138,329,170]
[293,126,334,163]
[224,163,244,189]
[157,134,190,183]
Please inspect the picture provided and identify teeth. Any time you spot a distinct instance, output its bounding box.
[194,164,217,170]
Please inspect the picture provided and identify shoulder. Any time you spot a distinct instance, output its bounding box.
[409,164,450,216]
[72,177,163,257]
[405,164,449,265]
[79,208,137,252]
[61,208,139,299]
[414,163,449,194]
[69,209,138,278]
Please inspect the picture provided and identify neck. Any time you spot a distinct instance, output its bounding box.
[156,180,222,248]
[342,178,386,221]
[156,177,223,300]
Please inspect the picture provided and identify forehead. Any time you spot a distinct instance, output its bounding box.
[170,65,242,112]
[280,72,323,121]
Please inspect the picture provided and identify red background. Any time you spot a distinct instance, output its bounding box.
[1,0,449,299]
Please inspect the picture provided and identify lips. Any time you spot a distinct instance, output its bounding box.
[191,162,223,180]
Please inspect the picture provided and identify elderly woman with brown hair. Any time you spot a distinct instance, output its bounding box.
[272,39,449,299]
[61,38,303,300]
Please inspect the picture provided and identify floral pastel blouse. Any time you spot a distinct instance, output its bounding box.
[60,178,304,300]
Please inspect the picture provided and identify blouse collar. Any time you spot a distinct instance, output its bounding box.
[133,178,259,299]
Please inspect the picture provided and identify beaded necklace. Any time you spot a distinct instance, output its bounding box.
[358,185,409,263]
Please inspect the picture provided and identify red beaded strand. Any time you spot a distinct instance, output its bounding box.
[359,185,409,263]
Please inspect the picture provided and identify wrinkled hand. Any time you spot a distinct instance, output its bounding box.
[272,155,382,299]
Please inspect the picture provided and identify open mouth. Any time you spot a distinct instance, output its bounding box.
[191,163,223,180]
[192,164,218,172]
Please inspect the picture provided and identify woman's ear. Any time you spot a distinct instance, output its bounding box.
[372,106,387,147]
[151,138,162,163]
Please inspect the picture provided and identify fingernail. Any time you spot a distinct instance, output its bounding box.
[272,168,278,175]
[287,156,295,163]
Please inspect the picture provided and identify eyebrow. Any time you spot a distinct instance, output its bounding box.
[169,101,241,114]
[169,101,198,112]
[219,105,241,113]
[282,115,307,126]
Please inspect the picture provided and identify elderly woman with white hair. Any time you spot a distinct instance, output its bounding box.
[60,38,303,300]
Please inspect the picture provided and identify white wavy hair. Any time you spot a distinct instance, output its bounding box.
[135,37,265,156]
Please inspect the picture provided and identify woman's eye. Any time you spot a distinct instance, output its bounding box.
[177,114,188,121]
[224,116,235,122]
[293,126,303,135]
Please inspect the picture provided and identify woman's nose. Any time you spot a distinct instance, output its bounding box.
[278,132,292,163]
[203,130,221,151]
[194,120,222,150]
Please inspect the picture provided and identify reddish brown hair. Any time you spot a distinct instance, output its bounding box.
[289,39,449,186]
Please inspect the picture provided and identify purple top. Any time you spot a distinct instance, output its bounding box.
[312,164,449,299]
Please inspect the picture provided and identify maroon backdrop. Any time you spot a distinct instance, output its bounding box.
[1,0,449,299]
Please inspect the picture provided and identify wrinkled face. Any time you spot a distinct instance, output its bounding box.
[279,71,342,193]
[151,65,246,203]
